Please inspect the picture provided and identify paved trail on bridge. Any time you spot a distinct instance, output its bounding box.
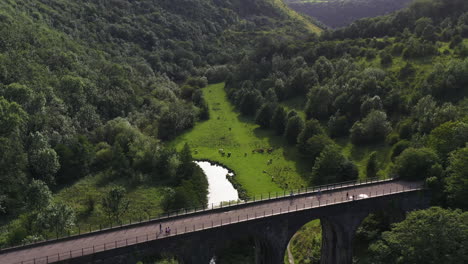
[0,180,422,264]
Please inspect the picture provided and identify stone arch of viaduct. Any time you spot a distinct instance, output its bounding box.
[61,190,428,264]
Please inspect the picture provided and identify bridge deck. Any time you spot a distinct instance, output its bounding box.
[0,180,423,264]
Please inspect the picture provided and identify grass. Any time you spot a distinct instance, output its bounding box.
[171,83,308,196]
[54,173,165,231]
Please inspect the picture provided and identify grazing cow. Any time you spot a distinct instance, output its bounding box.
[255,148,264,153]
[267,148,274,154]
[227,152,232,158]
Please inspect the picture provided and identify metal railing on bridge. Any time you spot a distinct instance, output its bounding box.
[11,182,425,264]
[2,177,391,250]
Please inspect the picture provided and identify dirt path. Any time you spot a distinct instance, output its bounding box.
[287,234,297,264]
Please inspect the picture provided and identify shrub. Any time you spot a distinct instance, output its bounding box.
[393,148,440,180]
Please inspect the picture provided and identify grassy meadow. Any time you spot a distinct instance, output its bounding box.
[172,83,309,196]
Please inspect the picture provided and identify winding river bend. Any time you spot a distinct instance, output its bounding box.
[195,161,239,206]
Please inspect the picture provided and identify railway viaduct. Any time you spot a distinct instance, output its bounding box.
[0,179,429,264]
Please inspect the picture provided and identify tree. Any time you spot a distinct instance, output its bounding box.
[311,145,358,184]
[328,111,349,138]
[255,103,275,128]
[0,137,27,214]
[0,97,27,137]
[445,146,468,210]
[28,132,60,185]
[428,121,468,161]
[393,148,440,180]
[176,143,194,183]
[380,52,393,66]
[412,95,438,134]
[271,106,287,135]
[369,207,468,264]
[360,96,383,117]
[366,152,378,178]
[284,116,304,145]
[391,140,411,161]
[37,202,75,238]
[297,119,324,146]
[102,186,130,224]
[25,180,52,212]
[301,134,335,162]
[351,110,392,145]
[29,148,60,185]
[55,136,95,184]
[305,86,332,120]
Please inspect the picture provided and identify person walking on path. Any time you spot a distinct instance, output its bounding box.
[159,223,162,233]
[346,192,349,200]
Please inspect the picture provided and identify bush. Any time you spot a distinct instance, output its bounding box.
[391,140,411,161]
[393,148,440,180]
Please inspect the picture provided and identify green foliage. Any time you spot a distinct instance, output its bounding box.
[428,121,468,161]
[391,140,411,161]
[36,202,75,237]
[271,106,288,135]
[54,136,95,184]
[255,103,275,128]
[101,186,130,224]
[369,207,468,264]
[288,220,322,264]
[24,179,52,212]
[424,59,468,101]
[305,86,332,120]
[311,145,358,184]
[297,119,325,150]
[327,111,350,138]
[351,110,392,145]
[366,152,378,178]
[301,134,335,162]
[284,115,305,144]
[445,146,468,210]
[393,148,440,180]
[0,97,27,137]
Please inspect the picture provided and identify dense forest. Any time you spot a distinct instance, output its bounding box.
[285,0,412,28]
[0,0,315,248]
[1,0,467,263]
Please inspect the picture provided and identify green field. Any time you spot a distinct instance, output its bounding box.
[172,83,309,196]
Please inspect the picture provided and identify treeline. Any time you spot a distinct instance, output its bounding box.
[286,0,412,28]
